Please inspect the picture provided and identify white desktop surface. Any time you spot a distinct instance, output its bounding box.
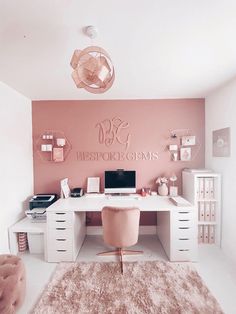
[9,217,47,233]
[46,195,192,212]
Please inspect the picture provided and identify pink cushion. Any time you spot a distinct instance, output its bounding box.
[102,207,140,248]
[0,255,26,314]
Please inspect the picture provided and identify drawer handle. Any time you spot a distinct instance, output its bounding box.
[178,249,189,252]
[179,238,189,241]
[56,228,66,230]
[56,239,66,241]
[57,249,67,252]
[56,220,66,222]
[179,227,190,230]
[178,219,189,222]
[56,212,66,215]
[178,211,189,214]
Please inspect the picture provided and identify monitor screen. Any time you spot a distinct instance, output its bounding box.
[104,170,136,194]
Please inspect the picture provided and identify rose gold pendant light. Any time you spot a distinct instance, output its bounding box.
[70,26,115,94]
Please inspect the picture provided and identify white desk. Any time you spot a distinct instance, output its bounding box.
[9,217,47,260]
[46,195,198,263]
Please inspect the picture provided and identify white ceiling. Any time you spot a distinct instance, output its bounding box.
[1,0,236,100]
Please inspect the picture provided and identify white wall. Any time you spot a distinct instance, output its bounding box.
[205,78,236,265]
[0,81,33,253]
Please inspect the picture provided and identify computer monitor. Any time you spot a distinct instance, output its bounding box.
[104,170,136,194]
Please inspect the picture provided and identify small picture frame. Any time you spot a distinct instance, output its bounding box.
[181,135,196,146]
[169,186,178,197]
[87,177,100,193]
[180,147,191,161]
[60,178,70,198]
[53,147,64,162]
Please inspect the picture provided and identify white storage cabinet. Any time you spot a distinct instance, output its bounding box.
[182,170,221,246]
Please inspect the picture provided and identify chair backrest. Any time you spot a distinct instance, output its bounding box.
[101,206,140,248]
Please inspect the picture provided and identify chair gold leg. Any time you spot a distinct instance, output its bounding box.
[119,248,123,275]
[122,249,143,255]
[97,247,143,275]
[97,250,120,256]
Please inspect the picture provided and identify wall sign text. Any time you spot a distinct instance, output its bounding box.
[77,151,159,161]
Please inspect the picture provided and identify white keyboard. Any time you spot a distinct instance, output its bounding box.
[106,194,141,200]
[84,193,105,198]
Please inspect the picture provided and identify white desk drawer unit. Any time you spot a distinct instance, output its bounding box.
[170,209,197,261]
[47,211,86,262]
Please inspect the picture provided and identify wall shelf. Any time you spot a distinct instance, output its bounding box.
[35,130,72,162]
[168,128,201,162]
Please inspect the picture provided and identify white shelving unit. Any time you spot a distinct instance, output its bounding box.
[182,170,221,246]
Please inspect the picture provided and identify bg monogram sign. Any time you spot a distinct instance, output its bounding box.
[96,117,131,150]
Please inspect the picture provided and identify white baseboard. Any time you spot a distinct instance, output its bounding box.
[86,225,157,235]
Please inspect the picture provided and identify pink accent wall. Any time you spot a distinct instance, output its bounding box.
[32,99,205,225]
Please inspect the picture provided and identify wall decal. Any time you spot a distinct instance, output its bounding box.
[77,151,159,161]
[96,117,131,150]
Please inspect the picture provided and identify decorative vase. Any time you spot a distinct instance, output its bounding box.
[158,183,168,196]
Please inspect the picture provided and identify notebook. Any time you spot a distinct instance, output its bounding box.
[169,196,192,206]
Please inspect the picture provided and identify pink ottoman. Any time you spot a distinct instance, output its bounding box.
[0,255,26,314]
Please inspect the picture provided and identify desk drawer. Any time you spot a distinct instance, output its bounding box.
[47,211,73,220]
[175,219,194,229]
[47,212,73,226]
[48,229,73,249]
[172,226,194,239]
[173,210,194,220]
[173,237,195,249]
[172,211,195,228]
[171,248,194,262]
[49,228,71,239]
[47,249,73,262]
[50,238,72,251]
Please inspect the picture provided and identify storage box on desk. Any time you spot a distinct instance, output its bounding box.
[27,233,44,254]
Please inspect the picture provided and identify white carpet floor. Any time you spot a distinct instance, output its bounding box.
[18,235,236,314]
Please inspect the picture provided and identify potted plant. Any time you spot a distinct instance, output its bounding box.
[156,176,169,196]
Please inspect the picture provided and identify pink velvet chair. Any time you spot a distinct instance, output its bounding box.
[97,206,143,274]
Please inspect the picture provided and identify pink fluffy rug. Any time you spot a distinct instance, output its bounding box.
[32,261,223,314]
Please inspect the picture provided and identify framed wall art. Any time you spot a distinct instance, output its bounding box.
[212,127,230,157]
[180,147,191,161]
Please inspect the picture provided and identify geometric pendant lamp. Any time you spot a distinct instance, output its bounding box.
[70,26,115,94]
